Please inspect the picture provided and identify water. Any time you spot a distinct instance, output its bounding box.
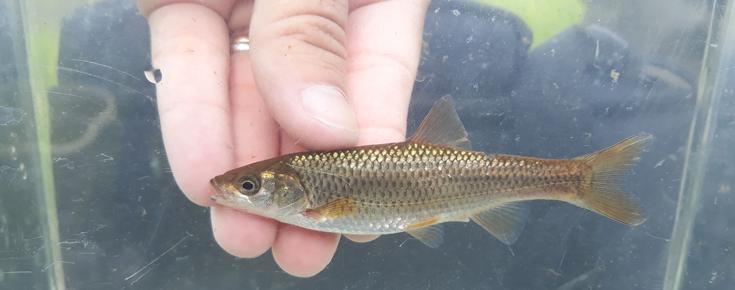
[1,0,733,289]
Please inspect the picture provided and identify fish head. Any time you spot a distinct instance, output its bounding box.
[210,157,306,219]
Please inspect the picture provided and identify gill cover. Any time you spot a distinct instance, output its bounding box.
[266,162,306,208]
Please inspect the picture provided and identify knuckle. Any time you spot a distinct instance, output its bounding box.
[274,14,347,60]
[256,14,348,79]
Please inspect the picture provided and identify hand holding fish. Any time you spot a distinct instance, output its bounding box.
[139,0,432,277]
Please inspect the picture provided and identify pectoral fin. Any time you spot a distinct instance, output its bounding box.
[471,202,531,245]
[407,224,445,248]
[303,198,357,221]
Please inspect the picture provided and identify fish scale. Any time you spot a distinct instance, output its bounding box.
[274,144,590,234]
[211,96,651,247]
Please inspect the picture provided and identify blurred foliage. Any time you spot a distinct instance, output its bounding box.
[478,0,585,48]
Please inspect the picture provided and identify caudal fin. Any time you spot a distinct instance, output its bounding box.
[572,134,652,226]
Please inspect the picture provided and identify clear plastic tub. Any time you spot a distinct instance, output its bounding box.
[1,0,732,289]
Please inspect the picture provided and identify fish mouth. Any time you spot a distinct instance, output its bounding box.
[209,178,220,201]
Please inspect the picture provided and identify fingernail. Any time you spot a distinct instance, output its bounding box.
[301,85,358,135]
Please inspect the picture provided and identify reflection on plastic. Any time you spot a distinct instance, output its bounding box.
[0,106,26,125]
[0,165,17,181]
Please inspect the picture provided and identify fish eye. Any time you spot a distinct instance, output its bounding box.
[237,176,260,195]
[242,181,255,190]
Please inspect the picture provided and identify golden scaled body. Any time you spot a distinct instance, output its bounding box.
[211,96,650,248]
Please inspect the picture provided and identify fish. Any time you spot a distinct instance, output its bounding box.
[210,96,651,248]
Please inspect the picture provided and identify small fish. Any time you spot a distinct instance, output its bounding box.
[210,96,650,248]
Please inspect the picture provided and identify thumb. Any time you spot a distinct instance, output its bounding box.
[249,0,358,150]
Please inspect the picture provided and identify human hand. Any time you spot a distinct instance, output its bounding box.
[138,0,430,277]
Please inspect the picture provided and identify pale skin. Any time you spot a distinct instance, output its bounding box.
[137,0,430,277]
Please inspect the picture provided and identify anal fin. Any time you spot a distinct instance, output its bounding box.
[406,224,445,248]
[471,202,531,245]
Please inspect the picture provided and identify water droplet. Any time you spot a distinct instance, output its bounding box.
[452,9,461,16]
[144,68,162,84]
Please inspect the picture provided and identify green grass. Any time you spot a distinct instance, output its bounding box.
[476,0,586,49]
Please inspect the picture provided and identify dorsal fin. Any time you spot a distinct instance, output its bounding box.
[408,95,472,150]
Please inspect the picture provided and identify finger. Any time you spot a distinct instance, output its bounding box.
[138,0,236,18]
[226,0,255,29]
[347,0,431,146]
[338,0,430,244]
[210,37,280,259]
[211,206,278,258]
[273,132,344,274]
[343,234,379,243]
[279,129,306,155]
[230,42,280,176]
[272,223,341,277]
[250,0,359,151]
[149,3,234,206]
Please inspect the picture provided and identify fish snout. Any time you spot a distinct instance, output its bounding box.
[210,178,221,201]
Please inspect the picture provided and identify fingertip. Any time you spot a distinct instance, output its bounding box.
[301,85,359,136]
[295,85,359,149]
[147,1,235,207]
[211,206,278,258]
[253,81,360,151]
[138,1,237,19]
[262,84,361,151]
[272,224,340,278]
[343,234,380,243]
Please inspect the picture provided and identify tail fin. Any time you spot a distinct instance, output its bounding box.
[572,134,652,226]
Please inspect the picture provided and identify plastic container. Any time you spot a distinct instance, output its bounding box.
[1,0,733,289]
